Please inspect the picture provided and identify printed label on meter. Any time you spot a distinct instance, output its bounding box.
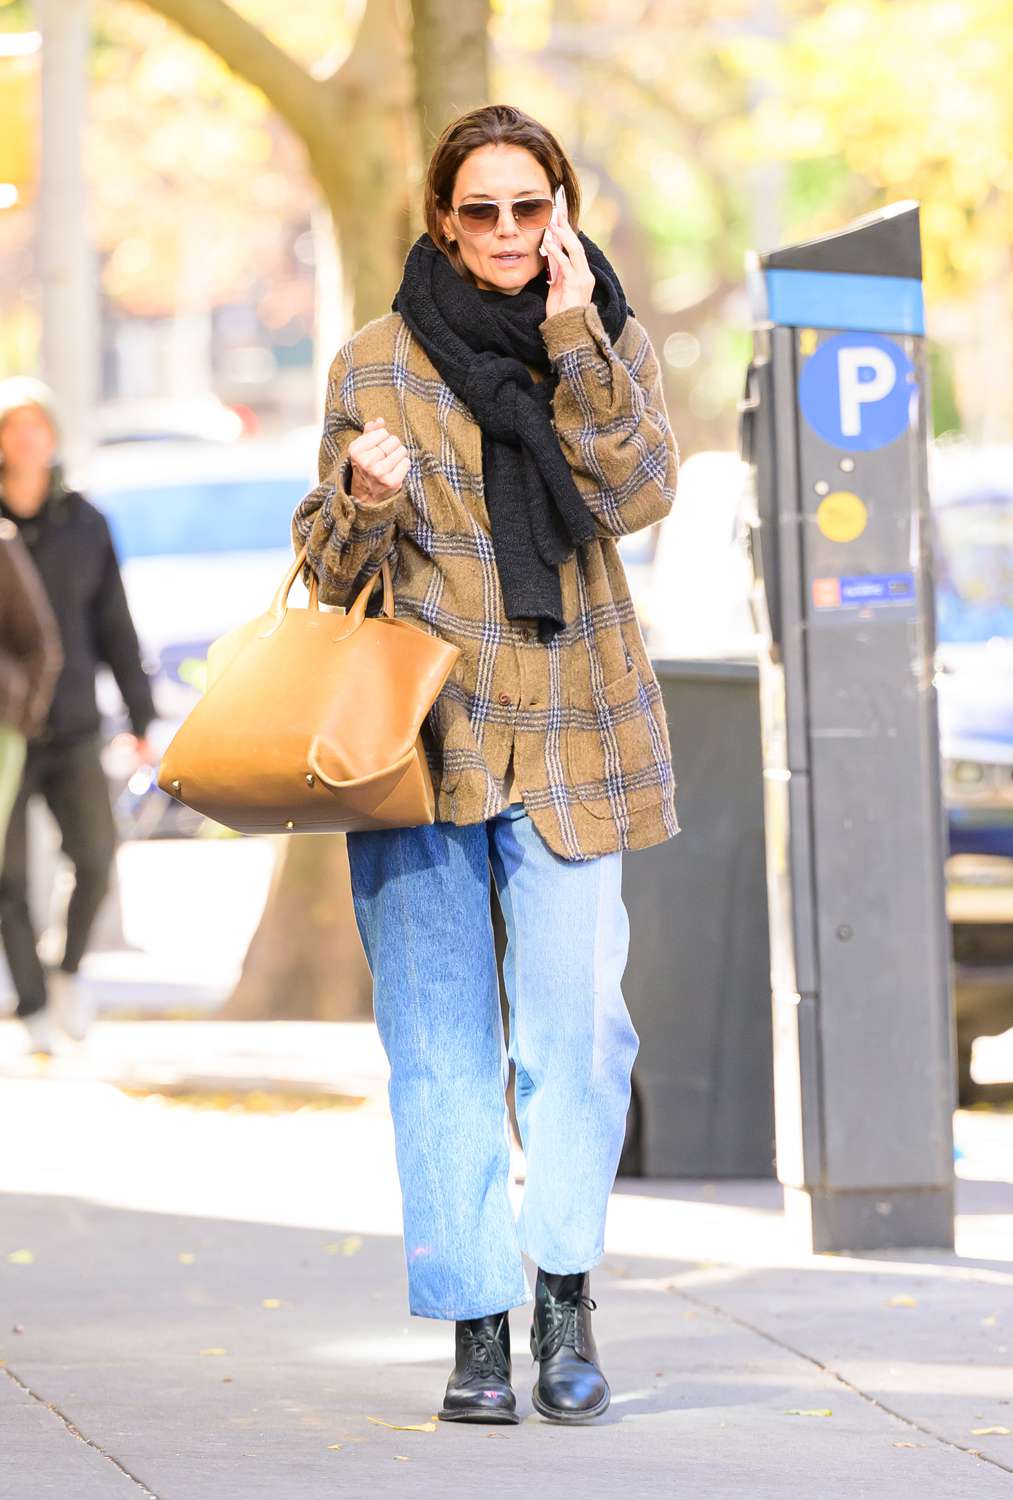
[811,572,916,611]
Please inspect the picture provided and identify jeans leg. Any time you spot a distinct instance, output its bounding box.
[488,803,639,1274]
[345,816,531,1321]
[42,736,117,973]
[0,749,47,1018]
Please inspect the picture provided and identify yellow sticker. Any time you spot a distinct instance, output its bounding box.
[798,328,819,357]
[816,490,868,543]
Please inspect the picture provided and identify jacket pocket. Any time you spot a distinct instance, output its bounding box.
[567,659,667,820]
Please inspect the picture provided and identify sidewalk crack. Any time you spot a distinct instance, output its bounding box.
[2,1361,163,1498]
[667,1283,1013,1476]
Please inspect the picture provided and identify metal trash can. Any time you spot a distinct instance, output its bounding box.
[621,659,775,1178]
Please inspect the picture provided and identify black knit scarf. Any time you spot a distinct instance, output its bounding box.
[391,230,634,643]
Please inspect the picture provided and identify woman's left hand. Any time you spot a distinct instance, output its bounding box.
[542,213,596,319]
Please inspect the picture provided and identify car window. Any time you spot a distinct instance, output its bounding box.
[933,496,1013,643]
[93,478,306,560]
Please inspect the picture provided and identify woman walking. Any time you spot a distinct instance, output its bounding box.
[293,105,681,1425]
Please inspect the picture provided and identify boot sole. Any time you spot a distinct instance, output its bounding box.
[437,1405,520,1425]
[531,1383,611,1423]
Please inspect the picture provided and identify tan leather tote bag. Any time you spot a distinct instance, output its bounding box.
[156,544,460,835]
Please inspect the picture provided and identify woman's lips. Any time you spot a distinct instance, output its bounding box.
[493,252,525,260]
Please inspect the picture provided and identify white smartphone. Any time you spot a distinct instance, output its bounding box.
[539,184,567,280]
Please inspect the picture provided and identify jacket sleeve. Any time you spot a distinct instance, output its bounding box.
[92,518,156,739]
[0,530,63,739]
[291,341,402,609]
[539,304,679,539]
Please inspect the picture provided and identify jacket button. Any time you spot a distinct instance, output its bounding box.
[498,691,512,706]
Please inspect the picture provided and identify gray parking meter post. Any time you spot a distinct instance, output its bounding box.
[738,202,956,1252]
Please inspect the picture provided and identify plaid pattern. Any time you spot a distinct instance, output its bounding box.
[292,300,681,861]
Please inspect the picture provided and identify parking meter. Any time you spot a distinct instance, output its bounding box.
[739,202,956,1251]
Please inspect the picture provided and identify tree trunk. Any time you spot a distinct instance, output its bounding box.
[140,0,491,1018]
[37,0,99,481]
[309,1,414,329]
[224,834,373,1021]
[410,0,490,162]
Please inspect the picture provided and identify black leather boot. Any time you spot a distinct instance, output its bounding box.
[530,1268,610,1421]
[437,1310,519,1424]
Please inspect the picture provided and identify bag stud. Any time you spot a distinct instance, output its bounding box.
[170,779,181,796]
[305,773,315,787]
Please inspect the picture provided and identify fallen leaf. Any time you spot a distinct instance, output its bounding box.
[972,1426,1011,1437]
[327,1444,344,1452]
[340,1236,363,1257]
[394,1455,409,1461]
[262,1299,281,1310]
[7,1249,34,1265]
[178,1253,196,1265]
[323,1243,340,1254]
[785,1409,832,1417]
[367,1416,437,1433]
[982,1315,998,1327]
[893,1441,917,1449]
[200,1347,228,1357]
[887,1294,918,1308]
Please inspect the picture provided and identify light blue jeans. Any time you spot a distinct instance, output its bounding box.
[345,800,639,1321]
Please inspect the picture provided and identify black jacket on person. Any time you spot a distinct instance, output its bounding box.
[0,517,63,738]
[0,470,155,749]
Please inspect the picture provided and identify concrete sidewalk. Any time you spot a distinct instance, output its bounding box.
[0,1019,391,1100]
[1,1071,1011,1499]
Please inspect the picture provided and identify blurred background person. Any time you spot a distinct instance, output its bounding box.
[0,513,62,886]
[0,379,157,1053]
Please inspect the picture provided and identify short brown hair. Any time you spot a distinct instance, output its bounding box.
[423,105,581,283]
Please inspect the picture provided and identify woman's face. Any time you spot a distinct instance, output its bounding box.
[440,144,553,295]
[0,405,56,471]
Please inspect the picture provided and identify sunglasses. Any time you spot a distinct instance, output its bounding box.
[450,196,554,235]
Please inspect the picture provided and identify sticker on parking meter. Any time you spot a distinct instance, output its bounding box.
[816,490,868,543]
[799,332,917,452]
[811,572,916,611]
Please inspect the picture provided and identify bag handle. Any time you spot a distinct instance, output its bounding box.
[273,544,394,622]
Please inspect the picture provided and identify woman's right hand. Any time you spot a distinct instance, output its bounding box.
[347,417,410,504]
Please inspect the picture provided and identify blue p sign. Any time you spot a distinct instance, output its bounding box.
[799,332,917,452]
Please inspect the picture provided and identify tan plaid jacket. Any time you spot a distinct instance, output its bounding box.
[292,300,682,861]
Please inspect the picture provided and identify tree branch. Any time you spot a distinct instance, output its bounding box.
[136,0,329,148]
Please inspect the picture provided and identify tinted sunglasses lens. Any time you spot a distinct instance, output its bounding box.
[457,203,499,231]
[514,198,552,227]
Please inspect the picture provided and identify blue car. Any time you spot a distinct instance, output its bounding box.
[931,441,1013,1099]
[934,447,1013,854]
[85,431,318,838]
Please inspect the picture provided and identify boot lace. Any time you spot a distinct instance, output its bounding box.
[532,1289,597,1361]
[463,1318,510,1382]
